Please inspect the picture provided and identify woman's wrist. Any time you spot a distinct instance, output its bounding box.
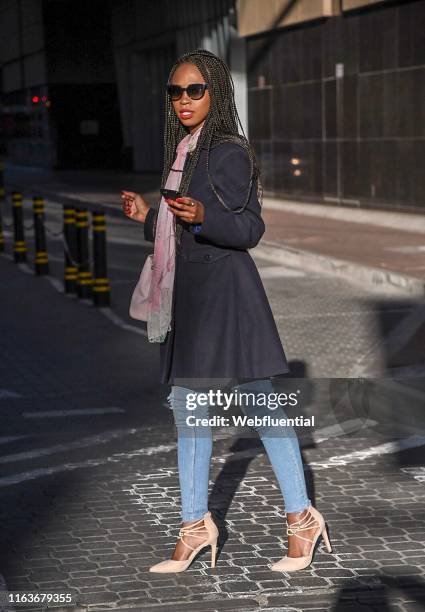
[140,207,151,223]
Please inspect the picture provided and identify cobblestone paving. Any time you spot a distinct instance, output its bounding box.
[0,427,424,612]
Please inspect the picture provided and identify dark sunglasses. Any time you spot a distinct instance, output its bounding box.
[167,83,209,101]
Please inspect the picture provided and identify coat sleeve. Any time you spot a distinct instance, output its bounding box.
[143,207,158,243]
[196,145,265,250]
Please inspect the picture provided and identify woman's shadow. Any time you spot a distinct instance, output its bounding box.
[208,361,317,557]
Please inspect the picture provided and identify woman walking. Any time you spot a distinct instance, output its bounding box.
[121,49,332,573]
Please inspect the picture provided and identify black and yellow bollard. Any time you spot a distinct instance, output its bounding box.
[91,211,110,306]
[75,207,92,299]
[63,206,78,293]
[0,161,4,252]
[12,191,27,262]
[92,211,110,306]
[33,196,49,275]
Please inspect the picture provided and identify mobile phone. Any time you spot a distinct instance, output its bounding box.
[161,188,181,200]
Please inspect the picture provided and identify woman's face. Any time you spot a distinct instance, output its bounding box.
[170,62,210,135]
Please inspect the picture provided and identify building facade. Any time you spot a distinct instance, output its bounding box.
[241,0,425,212]
[1,0,424,213]
[0,0,122,168]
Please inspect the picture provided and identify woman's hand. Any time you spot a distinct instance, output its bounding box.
[166,196,205,224]
[121,190,150,223]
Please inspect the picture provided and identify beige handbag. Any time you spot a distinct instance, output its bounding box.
[129,254,154,321]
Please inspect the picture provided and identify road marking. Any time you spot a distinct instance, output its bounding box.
[0,435,31,445]
[0,439,176,487]
[307,435,425,470]
[0,389,22,399]
[0,428,138,465]
[0,457,119,487]
[112,443,177,458]
[99,307,147,337]
[22,407,125,418]
[45,275,64,292]
[1,427,421,487]
[210,432,425,468]
[17,262,33,274]
[312,418,378,443]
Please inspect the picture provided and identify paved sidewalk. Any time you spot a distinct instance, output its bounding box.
[3,163,425,297]
[258,199,425,297]
[261,199,425,280]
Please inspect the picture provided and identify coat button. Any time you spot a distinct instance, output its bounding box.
[204,253,212,261]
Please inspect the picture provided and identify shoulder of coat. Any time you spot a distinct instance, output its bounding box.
[201,140,249,164]
[200,135,247,151]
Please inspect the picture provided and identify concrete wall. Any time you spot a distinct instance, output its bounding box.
[237,0,340,37]
[343,0,388,10]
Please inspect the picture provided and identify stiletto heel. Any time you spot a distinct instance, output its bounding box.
[149,511,219,573]
[322,523,332,553]
[271,505,332,572]
[211,542,217,568]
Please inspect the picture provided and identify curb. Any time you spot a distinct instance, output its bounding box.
[252,240,425,297]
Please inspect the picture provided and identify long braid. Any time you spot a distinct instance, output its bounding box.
[160,49,263,216]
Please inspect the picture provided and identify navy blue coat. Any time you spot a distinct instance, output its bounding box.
[144,139,290,386]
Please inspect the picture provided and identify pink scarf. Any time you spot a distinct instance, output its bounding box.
[147,124,203,342]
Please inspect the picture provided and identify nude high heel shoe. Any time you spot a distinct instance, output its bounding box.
[271,505,332,572]
[149,511,219,573]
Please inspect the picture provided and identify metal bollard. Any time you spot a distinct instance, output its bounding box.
[12,191,27,262]
[0,161,4,252]
[33,196,49,275]
[92,211,111,306]
[63,206,78,294]
[75,208,92,299]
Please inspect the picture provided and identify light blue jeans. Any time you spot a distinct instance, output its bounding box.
[167,377,311,521]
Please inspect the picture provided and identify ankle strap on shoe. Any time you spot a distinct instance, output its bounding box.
[286,509,318,543]
[178,517,207,551]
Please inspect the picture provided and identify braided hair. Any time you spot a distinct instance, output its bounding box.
[161,48,263,214]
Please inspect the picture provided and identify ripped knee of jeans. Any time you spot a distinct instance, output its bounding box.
[167,386,193,411]
[166,388,174,410]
